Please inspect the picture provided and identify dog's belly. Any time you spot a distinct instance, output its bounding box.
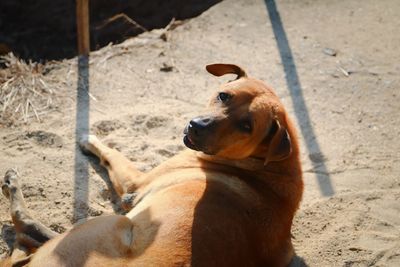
[124,179,205,265]
[122,170,269,266]
[126,164,263,221]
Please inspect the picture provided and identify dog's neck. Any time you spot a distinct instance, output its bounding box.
[197,153,266,172]
[196,152,300,176]
[196,152,298,176]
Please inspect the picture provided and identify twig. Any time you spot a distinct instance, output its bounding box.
[96,50,130,67]
[28,99,41,122]
[24,110,51,120]
[2,87,18,112]
[38,78,53,94]
[96,13,148,32]
[26,83,44,97]
[14,103,21,113]
[164,18,176,32]
[88,92,98,102]
[337,66,349,77]
[24,98,29,122]
[1,77,15,90]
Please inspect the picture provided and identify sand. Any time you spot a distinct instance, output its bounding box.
[1,0,399,266]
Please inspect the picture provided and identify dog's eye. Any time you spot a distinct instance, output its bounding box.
[217,92,231,103]
[238,120,252,133]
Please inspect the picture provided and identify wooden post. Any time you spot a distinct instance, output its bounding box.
[76,0,90,56]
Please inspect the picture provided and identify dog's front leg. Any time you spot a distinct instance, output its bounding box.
[80,135,143,210]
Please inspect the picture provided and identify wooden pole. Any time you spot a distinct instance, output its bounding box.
[76,0,90,56]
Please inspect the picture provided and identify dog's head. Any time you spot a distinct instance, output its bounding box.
[183,64,292,165]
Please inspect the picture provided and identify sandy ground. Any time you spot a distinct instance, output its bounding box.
[1,0,399,266]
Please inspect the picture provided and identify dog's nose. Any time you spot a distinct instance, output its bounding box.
[189,117,213,136]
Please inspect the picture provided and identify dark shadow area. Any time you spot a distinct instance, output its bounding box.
[289,255,309,267]
[264,0,334,196]
[0,0,221,62]
[73,56,90,223]
[191,161,306,266]
[191,177,259,266]
[1,224,16,252]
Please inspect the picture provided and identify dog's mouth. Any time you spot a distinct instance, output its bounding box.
[183,124,199,151]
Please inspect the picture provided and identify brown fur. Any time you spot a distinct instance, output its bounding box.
[1,64,303,267]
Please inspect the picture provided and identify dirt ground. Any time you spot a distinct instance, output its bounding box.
[1,0,399,266]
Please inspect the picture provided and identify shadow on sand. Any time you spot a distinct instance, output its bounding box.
[72,56,90,223]
[264,0,334,196]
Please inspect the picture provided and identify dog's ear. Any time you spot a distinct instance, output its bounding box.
[206,64,248,80]
[263,119,292,165]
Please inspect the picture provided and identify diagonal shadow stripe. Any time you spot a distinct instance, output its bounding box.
[264,0,334,196]
[73,55,90,222]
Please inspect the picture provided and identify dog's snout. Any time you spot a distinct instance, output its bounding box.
[190,117,212,129]
[184,116,217,153]
[189,117,214,136]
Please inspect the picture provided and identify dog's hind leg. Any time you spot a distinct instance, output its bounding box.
[79,135,143,210]
[1,169,58,262]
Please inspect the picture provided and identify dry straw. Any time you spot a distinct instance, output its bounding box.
[0,53,54,124]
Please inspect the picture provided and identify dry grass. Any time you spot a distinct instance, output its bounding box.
[0,53,55,125]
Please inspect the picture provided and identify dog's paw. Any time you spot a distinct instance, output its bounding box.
[79,134,99,155]
[2,169,20,199]
[121,192,138,211]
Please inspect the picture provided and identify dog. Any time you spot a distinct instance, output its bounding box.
[1,64,303,267]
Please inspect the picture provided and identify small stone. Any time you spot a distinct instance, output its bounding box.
[38,187,46,198]
[160,63,173,72]
[349,247,363,252]
[323,47,337,56]
[88,207,103,217]
[160,32,167,41]
[50,223,67,233]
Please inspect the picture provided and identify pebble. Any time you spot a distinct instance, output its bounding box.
[323,47,337,56]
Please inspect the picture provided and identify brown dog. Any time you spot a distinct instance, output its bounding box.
[1,64,303,267]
